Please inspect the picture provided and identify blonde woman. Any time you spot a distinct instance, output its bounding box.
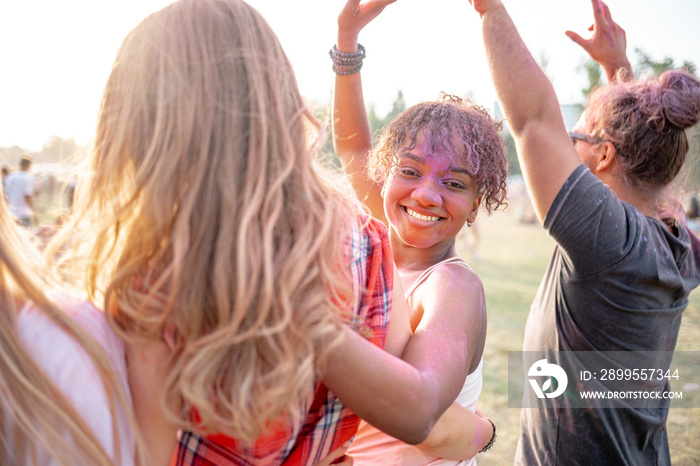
[56,0,483,464]
[0,189,140,464]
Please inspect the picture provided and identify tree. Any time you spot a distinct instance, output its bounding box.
[386,90,406,123]
[368,104,381,138]
[37,136,80,164]
[0,146,28,168]
[578,59,604,102]
[580,49,697,101]
[370,90,406,139]
[500,130,520,176]
[634,48,697,77]
[307,101,341,170]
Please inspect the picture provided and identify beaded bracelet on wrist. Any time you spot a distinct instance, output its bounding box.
[329,43,366,59]
[332,63,364,75]
[330,43,366,75]
[332,55,365,65]
[479,418,497,453]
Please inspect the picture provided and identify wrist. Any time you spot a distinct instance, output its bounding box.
[329,43,365,76]
[604,58,632,82]
[336,32,359,53]
[475,1,506,18]
[478,418,496,453]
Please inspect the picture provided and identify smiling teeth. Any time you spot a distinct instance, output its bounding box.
[406,208,441,222]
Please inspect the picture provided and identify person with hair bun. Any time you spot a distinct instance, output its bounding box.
[468,0,700,464]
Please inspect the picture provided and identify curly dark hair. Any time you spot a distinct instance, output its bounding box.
[367,93,508,213]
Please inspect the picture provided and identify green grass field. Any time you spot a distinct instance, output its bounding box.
[459,204,700,466]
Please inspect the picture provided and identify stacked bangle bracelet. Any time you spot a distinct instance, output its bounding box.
[329,44,366,75]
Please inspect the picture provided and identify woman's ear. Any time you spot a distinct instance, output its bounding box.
[595,141,617,173]
[467,195,483,224]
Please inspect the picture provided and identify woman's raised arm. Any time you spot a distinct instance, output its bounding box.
[470,0,580,222]
[332,0,397,223]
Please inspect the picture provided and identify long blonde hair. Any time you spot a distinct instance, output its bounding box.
[62,0,355,445]
[0,194,136,465]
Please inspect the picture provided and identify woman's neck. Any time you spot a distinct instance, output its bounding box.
[608,176,671,225]
[389,229,458,273]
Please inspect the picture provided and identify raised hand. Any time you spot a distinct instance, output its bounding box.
[333,0,397,223]
[467,0,504,17]
[338,0,397,46]
[565,0,631,81]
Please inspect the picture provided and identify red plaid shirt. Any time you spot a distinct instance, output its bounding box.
[172,216,393,466]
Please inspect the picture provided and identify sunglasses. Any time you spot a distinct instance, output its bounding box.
[568,131,605,145]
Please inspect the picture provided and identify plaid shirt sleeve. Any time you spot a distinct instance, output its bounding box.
[172,216,394,466]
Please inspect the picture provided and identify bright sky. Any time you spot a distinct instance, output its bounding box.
[1,0,699,152]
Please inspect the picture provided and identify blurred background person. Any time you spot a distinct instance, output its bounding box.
[1,164,10,200]
[5,155,36,226]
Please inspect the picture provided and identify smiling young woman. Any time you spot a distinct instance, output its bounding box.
[330,1,507,463]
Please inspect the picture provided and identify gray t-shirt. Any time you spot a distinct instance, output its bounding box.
[516,165,700,466]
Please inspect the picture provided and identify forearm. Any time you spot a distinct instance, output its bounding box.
[322,328,442,445]
[479,4,561,136]
[477,2,579,221]
[416,403,493,460]
[332,35,385,221]
[333,32,373,158]
[332,32,372,155]
[602,56,632,83]
[332,54,374,190]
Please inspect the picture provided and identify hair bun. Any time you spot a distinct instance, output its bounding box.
[657,70,700,130]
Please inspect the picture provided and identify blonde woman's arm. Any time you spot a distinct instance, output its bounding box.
[332,0,397,224]
[126,338,179,466]
[321,265,470,445]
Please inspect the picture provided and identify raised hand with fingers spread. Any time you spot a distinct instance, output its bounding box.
[338,0,397,48]
[565,0,632,81]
